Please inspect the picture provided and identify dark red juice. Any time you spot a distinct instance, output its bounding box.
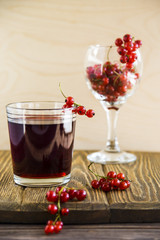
[8,119,76,178]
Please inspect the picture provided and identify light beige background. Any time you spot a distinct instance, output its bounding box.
[0,0,160,151]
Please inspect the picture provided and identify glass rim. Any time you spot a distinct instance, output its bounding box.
[88,44,114,49]
[6,101,74,111]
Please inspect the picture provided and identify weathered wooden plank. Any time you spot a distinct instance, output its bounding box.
[0,224,160,240]
[102,152,160,222]
[0,151,23,211]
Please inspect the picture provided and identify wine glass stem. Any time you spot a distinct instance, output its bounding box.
[105,107,120,153]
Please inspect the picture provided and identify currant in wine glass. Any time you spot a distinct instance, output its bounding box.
[85,34,143,164]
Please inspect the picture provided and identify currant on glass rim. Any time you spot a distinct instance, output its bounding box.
[59,83,95,118]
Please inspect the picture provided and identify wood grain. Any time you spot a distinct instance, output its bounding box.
[102,152,160,222]
[0,224,160,240]
[0,151,23,211]
[0,0,160,152]
[0,150,160,223]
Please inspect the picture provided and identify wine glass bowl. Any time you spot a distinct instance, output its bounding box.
[85,43,143,164]
[85,45,142,107]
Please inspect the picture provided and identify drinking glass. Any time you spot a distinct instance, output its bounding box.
[6,101,76,186]
[85,45,143,164]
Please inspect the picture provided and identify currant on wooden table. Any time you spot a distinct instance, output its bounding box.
[45,186,87,235]
[89,162,131,192]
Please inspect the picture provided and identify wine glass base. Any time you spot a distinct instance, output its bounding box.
[87,150,136,164]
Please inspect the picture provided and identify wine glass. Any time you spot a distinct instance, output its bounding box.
[84,44,143,164]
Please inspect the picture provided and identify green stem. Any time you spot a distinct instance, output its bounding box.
[59,82,81,108]
[53,214,61,224]
[59,82,67,99]
[113,71,120,76]
[88,162,132,182]
[113,75,120,86]
[88,162,108,180]
[107,45,112,61]
[73,102,80,107]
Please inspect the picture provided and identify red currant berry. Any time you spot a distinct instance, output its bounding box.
[54,224,62,234]
[120,55,127,63]
[126,63,133,69]
[127,53,137,64]
[123,34,132,42]
[98,84,105,92]
[111,178,120,190]
[113,91,120,98]
[119,181,128,190]
[46,191,58,202]
[72,107,78,113]
[124,42,134,51]
[91,180,100,189]
[135,73,139,79]
[47,220,54,225]
[124,180,130,188]
[46,191,55,202]
[106,68,114,76]
[86,66,94,75]
[68,189,77,200]
[127,81,132,89]
[65,96,74,106]
[77,106,86,115]
[132,42,139,51]
[62,103,70,109]
[48,204,58,214]
[76,189,87,201]
[131,52,137,61]
[106,85,115,94]
[103,61,111,67]
[92,83,98,91]
[56,221,63,226]
[60,192,70,203]
[117,173,125,180]
[44,224,55,234]
[102,77,109,85]
[135,40,142,47]
[118,85,127,94]
[61,208,69,216]
[117,46,127,55]
[107,171,117,179]
[86,109,95,118]
[56,187,66,194]
[115,38,123,46]
[99,178,107,186]
[101,182,111,192]
[94,64,102,78]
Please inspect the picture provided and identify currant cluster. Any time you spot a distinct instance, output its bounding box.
[63,96,95,118]
[115,34,142,67]
[45,186,86,234]
[60,84,95,118]
[88,163,131,192]
[86,34,142,102]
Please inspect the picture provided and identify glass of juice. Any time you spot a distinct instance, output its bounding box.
[6,101,76,187]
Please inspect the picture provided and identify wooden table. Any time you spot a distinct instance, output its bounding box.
[0,150,160,239]
[0,223,160,239]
